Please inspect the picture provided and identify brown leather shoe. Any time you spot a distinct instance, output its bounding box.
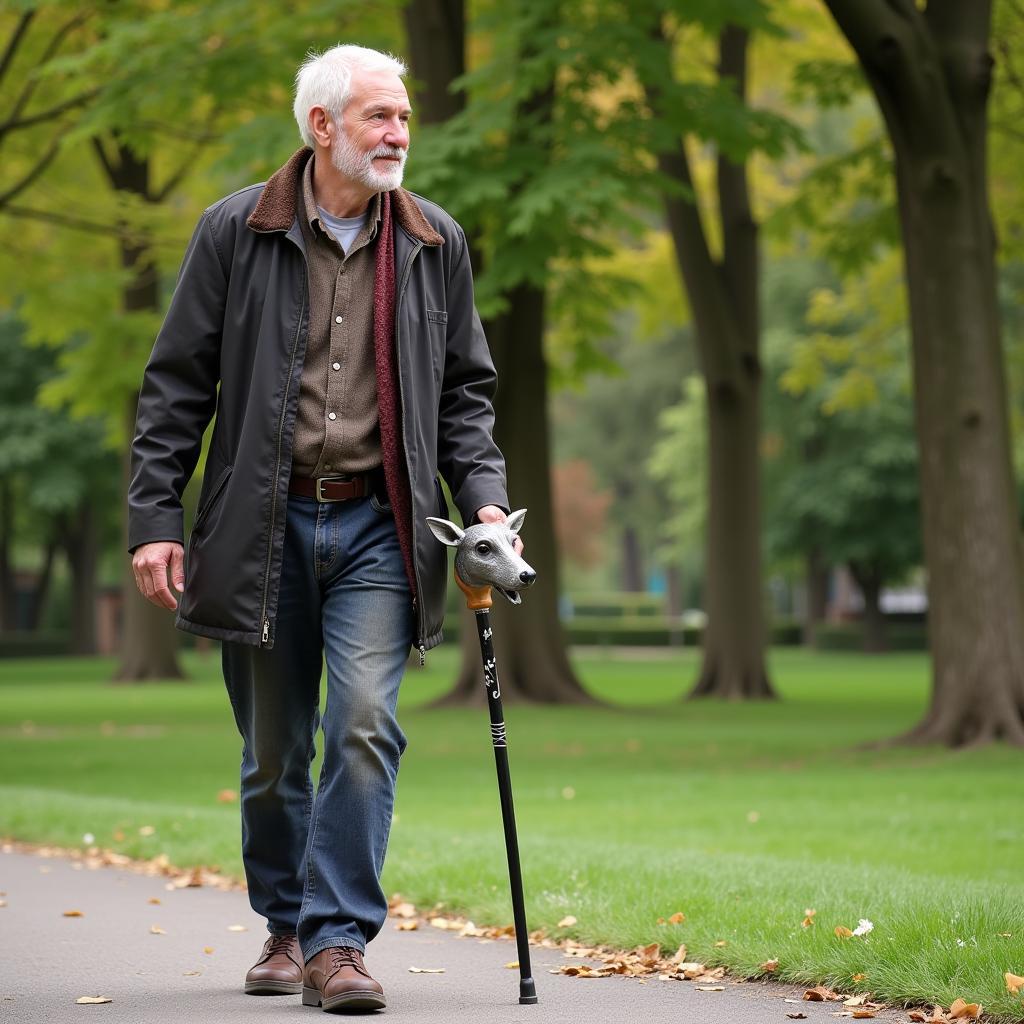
[302,946,386,1012]
[245,933,303,995]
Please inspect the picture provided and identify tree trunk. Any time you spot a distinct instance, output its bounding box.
[404,0,594,705]
[644,24,775,700]
[103,142,183,681]
[115,391,183,680]
[403,0,465,124]
[849,561,887,653]
[621,524,644,592]
[63,500,99,655]
[27,532,59,632]
[434,286,597,706]
[826,0,1024,745]
[805,545,829,646]
[0,480,18,631]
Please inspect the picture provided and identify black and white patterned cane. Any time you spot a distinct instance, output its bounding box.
[472,607,536,1004]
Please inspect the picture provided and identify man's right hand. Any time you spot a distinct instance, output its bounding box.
[132,542,185,610]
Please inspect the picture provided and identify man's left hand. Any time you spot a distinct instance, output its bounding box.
[475,505,524,556]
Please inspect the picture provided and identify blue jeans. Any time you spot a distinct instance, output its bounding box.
[221,488,414,962]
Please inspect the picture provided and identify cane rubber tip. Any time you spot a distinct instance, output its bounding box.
[519,977,538,1003]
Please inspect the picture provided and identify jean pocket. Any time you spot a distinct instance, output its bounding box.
[369,490,392,514]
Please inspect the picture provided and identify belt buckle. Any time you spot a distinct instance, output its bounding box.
[316,475,352,502]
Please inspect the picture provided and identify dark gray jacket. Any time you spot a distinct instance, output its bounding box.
[127,147,509,657]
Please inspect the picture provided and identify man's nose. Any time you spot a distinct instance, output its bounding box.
[384,120,409,147]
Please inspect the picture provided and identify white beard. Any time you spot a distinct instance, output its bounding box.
[330,127,407,192]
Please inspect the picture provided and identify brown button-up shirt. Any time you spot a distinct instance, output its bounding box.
[291,155,383,477]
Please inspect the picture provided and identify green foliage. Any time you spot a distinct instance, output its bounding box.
[646,374,706,567]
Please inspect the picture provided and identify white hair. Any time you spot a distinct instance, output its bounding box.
[293,44,408,148]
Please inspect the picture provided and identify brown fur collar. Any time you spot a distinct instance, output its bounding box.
[245,146,443,246]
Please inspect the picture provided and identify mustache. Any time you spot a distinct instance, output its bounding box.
[368,144,407,160]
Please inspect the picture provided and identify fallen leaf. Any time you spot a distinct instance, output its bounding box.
[75,996,112,1004]
[394,920,418,931]
[677,963,707,980]
[788,1015,808,1020]
[430,917,459,930]
[695,985,725,992]
[803,909,817,928]
[948,998,981,1020]
[804,985,839,1002]
[150,925,166,935]
[390,901,417,919]
[408,967,445,974]
[669,943,688,963]
[852,974,867,982]
[760,959,780,973]
[112,830,125,841]
[147,898,161,905]
[63,910,84,917]
[668,912,685,924]
[227,925,247,932]
[852,1011,876,1019]
[505,961,519,969]
[908,1012,927,1022]
[183,970,201,976]
[203,947,214,954]
[714,940,727,948]
[844,995,868,1006]
[1006,972,1024,995]
[998,933,1013,939]
[216,789,237,803]
[557,915,577,928]
[835,926,853,938]
[138,826,155,836]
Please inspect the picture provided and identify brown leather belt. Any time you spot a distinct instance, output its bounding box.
[288,467,386,503]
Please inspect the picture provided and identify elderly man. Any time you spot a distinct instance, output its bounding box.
[127,44,519,1013]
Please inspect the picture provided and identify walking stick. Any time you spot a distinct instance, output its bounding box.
[426,509,538,1005]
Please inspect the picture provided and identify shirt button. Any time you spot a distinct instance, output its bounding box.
[332,362,341,371]
[335,315,343,324]
[328,412,337,421]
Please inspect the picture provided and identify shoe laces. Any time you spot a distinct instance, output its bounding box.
[266,933,295,956]
[329,946,369,977]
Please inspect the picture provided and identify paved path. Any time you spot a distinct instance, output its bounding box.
[0,847,905,1023]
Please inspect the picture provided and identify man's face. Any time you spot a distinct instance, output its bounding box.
[329,68,412,192]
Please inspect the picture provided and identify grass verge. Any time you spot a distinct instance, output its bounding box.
[1,646,1021,1020]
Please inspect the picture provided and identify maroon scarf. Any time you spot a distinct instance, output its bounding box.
[373,190,417,601]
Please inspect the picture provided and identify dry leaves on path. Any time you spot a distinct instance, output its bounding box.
[804,985,841,1002]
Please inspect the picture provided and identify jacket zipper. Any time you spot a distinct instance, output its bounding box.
[260,268,308,648]
[395,236,427,666]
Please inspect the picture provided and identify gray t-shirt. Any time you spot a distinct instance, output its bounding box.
[317,205,369,255]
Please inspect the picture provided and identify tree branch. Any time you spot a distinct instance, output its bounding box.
[4,12,91,132]
[151,105,223,203]
[0,9,35,89]
[0,87,101,140]
[91,135,119,184]
[0,134,61,207]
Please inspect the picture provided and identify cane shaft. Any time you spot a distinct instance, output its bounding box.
[474,608,537,1004]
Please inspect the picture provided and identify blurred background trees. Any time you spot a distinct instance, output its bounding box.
[3,0,1024,745]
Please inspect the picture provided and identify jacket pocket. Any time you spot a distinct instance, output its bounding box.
[193,463,233,534]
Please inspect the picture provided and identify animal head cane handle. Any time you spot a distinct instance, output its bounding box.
[425,509,537,609]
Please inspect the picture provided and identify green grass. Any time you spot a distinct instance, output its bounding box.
[1,646,1022,1020]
